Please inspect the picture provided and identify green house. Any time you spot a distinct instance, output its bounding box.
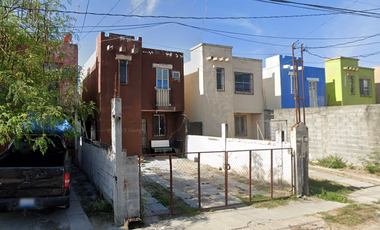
[325,56,376,106]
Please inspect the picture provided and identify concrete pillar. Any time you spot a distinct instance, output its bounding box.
[111,98,140,226]
[291,122,309,197]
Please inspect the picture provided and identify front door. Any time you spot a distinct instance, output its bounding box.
[141,118,147,154]
[309,81,318,107]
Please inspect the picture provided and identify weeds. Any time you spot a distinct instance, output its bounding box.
[85,197,113,217]
[317,155,346,169]
[360,151,380,174]
[309,178,354,203]
[320,204,379,226]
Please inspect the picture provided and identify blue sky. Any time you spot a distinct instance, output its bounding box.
[63,0,380,68]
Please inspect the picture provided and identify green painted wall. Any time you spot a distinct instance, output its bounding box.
[325,57,375,106]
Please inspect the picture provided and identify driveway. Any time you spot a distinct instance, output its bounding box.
[0,187,93,230]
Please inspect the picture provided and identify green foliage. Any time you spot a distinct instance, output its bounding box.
[309,178,354,203]
[360,151,380,174]
[85,197,113,217]
[317,155,347,169]
[0,0,96,153]
[321,204,379,226]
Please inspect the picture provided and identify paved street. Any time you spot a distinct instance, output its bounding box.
[0,188,92,230]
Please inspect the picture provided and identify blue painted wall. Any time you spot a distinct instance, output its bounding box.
[279,56,326,108]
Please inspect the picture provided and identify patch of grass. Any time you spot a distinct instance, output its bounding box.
[317,155,346,169]
[85,197,113,217]
[217,184,224,190]
[309,178,354,203]
[232,195,250,203]
[142,178,199,216]
[252,198,289,209]
[320,204,379,226]
[361,150,380,174]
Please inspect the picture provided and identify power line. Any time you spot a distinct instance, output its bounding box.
[250,0,380,19]
[79,0,90,39]
[80,0,121,41]
[110,0,148,27]
[1,5,366,20]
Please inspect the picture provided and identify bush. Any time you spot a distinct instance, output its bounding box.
[317,155,346,169]
[361,151,380,174]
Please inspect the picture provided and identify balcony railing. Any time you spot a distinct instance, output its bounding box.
[155,88,171,107]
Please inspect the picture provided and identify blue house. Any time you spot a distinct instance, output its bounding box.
[262,55,326,109]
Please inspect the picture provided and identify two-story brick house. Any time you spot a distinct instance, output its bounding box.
[184,43,263,139]
[81,32,185,155]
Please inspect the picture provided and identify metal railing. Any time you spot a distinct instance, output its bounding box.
[139,147,293,218]
[155,88,171,107]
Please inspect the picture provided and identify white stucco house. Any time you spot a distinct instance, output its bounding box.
[184,43,263,139]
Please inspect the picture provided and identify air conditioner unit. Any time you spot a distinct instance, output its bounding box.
[172,71,180,81]
[119,46,126,52]
[107,45,113,51]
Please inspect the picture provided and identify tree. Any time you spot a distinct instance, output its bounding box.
[0,0,95,153]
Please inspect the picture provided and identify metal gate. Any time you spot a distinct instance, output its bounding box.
[139,147,293,218]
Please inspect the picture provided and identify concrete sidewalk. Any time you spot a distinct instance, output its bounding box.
[135,166,380,230]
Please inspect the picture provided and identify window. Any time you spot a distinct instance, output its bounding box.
[156,68,169,89]
[216,68,225,91]
[235,72,253,94]
[235,115,247,136]
[349,75,355,95]
[120,60,128,84]
[153,114,166,137]
[359,78,370,96]
[289,73,295,94]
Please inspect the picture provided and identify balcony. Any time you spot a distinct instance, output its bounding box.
[155,88,171,108]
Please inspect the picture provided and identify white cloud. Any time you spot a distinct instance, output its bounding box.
[236,20,262,34]
[131,0,160,15]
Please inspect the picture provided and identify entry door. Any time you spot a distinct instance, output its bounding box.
[141,118,147,151]
[309,81,318,107]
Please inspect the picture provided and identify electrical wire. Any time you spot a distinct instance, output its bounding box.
[110,0,148,27]
[80,0,121,41]
[79,0,90,39]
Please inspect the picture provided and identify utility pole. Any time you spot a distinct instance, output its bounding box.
[291,43,309,197]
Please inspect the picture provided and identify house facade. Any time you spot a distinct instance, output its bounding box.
[81,32,185,156]
[375,66,380,104]
[184,43,263,139]
[262,55,326,110]
[325,57,376,106]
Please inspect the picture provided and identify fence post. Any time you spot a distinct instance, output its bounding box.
[112,98,140,226]
[198,152,201,210]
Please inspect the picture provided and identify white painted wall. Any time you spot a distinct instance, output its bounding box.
[263,55,282,110]
[186,135,292,183]
[184,43,264,138]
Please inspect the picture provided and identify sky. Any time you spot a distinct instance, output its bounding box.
[62,0,380,69]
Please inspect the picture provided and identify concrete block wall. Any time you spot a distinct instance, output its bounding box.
[78,137,115,205]
[273,104,380,165]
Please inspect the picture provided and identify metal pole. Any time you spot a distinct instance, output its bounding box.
[198,152,201,210]
[225,151,228,206]
[249,151,252,203]
[138,155,143,218]
[292,43,299,124]
[169,155,173,214]
[270,149,274,200]
[301,44,306,124]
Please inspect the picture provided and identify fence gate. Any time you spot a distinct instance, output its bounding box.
[139,147,293,218]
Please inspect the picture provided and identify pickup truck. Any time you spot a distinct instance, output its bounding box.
[0,135,71,210]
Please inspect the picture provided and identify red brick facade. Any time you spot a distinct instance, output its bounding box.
[82,32,185,156]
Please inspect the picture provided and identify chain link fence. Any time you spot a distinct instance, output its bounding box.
[139,148,293,218]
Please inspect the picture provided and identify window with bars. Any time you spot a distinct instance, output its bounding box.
[349,75,355,95]
[235,72,253,94]
[120,60,128,84]
[216,68,225,91]
[359,78,370,96]
[153,114,166,137]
